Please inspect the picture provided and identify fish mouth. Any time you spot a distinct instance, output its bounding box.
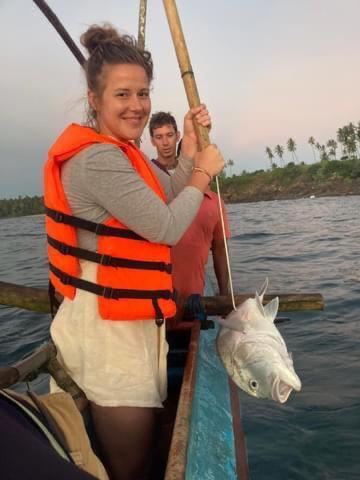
[271,378,294,404]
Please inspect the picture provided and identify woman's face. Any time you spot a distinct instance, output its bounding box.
[90,63,151,142]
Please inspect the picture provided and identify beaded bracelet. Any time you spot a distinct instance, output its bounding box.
[192,166,212,181]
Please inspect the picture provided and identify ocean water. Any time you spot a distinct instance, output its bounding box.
[0,196,360,479]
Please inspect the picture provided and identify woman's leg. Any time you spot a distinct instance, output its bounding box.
[90,402,156,480]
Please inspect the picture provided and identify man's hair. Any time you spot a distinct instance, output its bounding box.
[149,112,178,137]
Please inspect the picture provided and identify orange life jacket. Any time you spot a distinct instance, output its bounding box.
[44,123,176,323]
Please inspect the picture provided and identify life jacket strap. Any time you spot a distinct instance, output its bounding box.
[49,263,175,301]
[47,235,172,273]
[152,298,165,327]
[48,280,61,318]
[46,206,146,241]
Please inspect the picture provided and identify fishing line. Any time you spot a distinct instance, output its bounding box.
[215,176,237,310]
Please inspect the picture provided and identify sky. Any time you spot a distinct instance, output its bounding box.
[1,0,360,198]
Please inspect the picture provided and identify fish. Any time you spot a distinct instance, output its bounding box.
[216,278,301,403]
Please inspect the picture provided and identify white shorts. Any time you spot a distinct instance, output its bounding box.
[50,261,168,408]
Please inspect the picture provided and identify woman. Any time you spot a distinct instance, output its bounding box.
[44,24,224,480]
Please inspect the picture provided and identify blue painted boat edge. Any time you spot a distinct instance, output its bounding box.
[185,277,249,479]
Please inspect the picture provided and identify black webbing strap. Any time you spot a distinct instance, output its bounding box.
[48,280,61,319]
[152,298,165,327]
[49,263,174,301]
[47,235,172,273]
[45,206,146,241]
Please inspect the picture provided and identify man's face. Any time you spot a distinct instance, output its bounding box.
[151,124,180,166]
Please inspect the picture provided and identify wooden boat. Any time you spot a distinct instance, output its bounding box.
[0,279,250,479]
[0,277,324,478]
[164,280,249,480]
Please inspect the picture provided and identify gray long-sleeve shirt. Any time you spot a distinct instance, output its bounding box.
[61,144,203,250]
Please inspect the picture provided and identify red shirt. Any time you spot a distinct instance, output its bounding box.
[171,189,230,298]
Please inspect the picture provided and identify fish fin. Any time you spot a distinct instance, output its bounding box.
[255,292,266,318]
[258,277,269,301]
[264,297,279,323]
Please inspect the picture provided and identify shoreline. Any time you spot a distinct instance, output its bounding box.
[1,192,359,221]
[1,175,360,220]
[224,191,360,204]
[220,176,360,204]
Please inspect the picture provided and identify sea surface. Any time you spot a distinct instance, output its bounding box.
[0,196,360,479]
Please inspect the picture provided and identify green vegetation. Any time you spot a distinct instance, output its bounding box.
[216,157,360,203]
[213,120,360,203]
[0,196,44,219]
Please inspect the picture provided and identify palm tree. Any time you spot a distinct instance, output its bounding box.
[356,122,360,156]
[265,147,274,168]
[347,136,357,159]
[308,136,317,162]
[326,139,337,160]
[347,123,358,159]
[274,144,284,166]
[320,145,329,162]
[337,127,348,158]
[287,137,298,163]
[227,158,234,176]
[315,142,323,160]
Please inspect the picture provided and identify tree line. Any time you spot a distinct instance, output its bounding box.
[0,195,44,219]
[2,120,360,220]
[265,121,360,167]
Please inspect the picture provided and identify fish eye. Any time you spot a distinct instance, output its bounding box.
[249,379,258,390]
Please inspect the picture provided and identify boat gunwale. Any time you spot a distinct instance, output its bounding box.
[164,321,201,480]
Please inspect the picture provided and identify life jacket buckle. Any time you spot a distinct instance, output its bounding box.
[102,287,115,299]
[54,211,64,223]
[59,272,71,285]
[100,254,113,266]
[59,243,70,255]
[163,263,172,274]
[163,291,172,300]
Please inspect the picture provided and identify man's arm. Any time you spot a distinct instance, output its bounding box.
[212,238,229,295]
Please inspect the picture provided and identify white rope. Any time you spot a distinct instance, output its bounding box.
[214,175,237,311]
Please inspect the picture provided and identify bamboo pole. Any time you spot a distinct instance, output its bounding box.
[137,0,147,51]
[0,280,324,314]
[0,281,49,313]
[136,0,147,148]
[162,0,238,311]
[163,0,210,150]
[202,293,325,316]
[33,0,85,67]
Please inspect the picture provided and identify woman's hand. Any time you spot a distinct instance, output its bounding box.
[195,144,225,179]
[181,104,211,159]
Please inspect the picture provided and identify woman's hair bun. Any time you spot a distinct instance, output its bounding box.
[81,24,120,55]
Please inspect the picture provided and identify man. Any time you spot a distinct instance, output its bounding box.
[149,111,180,171]
[149,112,230,327]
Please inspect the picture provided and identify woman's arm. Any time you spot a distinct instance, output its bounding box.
[82,145,203,246]
[147,152,194,202]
